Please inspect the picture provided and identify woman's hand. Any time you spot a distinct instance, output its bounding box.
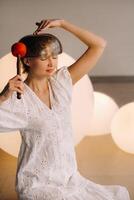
[0,75,24,103]
[33,19,64,35]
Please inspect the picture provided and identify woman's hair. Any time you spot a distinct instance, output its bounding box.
[18,33,63,74]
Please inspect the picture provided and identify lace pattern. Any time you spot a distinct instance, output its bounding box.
[0,66,130,200]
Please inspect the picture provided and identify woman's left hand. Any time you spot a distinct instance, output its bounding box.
[33,19,64,35]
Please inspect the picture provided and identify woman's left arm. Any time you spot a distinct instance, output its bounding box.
[60,20,107,85]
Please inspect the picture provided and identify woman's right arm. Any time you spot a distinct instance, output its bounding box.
[0,74,24,104]
[0,95,5,105]
[0,75,28,132]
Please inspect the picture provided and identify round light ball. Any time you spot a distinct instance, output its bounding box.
[111,102,134,154]
[88,92,119,135]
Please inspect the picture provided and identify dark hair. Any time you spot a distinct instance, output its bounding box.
[18,33,63,74]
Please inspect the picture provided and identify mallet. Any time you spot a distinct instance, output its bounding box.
[11,42,27,99]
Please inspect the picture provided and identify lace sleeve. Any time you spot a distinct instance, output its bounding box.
[54,66,73,104]
[0,92,28,133]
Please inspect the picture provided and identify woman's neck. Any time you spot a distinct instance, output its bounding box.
[24,75,50,93]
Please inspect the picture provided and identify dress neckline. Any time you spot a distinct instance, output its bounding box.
[24,79,54,113]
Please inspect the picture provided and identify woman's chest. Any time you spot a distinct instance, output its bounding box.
[25,98,71,131]
[22,103,72,148]
[23,81,72,133]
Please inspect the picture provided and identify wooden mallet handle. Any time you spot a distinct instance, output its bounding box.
[11,42,27,99]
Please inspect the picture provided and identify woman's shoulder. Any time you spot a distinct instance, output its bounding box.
[51,66,73,103]
[51,66,72,85]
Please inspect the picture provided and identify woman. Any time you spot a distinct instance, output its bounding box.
[0,19,130,200]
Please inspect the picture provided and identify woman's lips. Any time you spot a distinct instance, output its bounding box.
[46,69,54,73]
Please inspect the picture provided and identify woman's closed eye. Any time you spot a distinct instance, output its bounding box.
[53,55,58,59]
[39,54,58,61]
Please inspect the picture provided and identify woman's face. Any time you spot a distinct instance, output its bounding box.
[25,45,58,78]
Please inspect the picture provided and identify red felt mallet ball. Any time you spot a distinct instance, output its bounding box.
[11,42,27,57]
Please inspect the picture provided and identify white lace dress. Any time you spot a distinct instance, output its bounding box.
[0,66,130,200]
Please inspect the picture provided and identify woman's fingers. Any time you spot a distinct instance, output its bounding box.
[37,20,46,30]
[15,82,24,91]
[10,74,22,81]
[15,88,24,94]
[33,20,50,35]
[35,20,46,31]
[36,22,41,26]
[9,75,24,94]
[0,75,24,101]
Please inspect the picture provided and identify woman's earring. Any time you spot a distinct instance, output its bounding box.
[23,58,29,66]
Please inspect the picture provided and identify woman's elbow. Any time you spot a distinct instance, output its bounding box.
[100,39,107,48]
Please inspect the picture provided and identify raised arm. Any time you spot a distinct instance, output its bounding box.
[61,20,107,85]
[33,18,107,85]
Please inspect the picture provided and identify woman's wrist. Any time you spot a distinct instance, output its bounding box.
[0,91,9,104]
[60,19,70,28]
[0,95,6,104]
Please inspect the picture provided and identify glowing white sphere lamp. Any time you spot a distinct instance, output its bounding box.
[111,102,134,154]
[88,92,119,136]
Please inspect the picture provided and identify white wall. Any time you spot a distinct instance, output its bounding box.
[0,0,133,76]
